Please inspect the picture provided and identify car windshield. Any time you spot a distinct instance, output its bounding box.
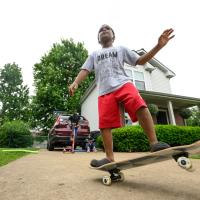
[59,116,70,123]
[60,115,85,123]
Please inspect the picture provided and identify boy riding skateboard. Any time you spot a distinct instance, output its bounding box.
[69,24,175,167]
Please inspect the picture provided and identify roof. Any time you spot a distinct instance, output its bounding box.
[140,90,200,109]
[136,49,176,78]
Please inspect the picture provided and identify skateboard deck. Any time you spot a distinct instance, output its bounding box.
[91,140,200,185]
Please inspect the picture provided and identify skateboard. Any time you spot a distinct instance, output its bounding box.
[91,140,200,186]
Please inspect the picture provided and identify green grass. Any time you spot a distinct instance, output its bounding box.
[0,148,39,167]
[190,154,200,159]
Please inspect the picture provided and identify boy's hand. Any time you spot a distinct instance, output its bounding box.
[158,28,175,48]
[68,82,78,96]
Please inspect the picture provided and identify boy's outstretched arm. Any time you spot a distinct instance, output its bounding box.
[68,69,89,96]
[136,28,175,65]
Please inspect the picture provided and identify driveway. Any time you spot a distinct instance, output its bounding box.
[0,150,200,200]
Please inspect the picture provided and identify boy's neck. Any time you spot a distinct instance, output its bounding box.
[101,41,113,48]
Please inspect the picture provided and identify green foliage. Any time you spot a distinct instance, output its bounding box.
[0,150,30,166]
[0,63,30,124]
[148,104,159,115]
[0,120,33,148]
[179,108,192,119]
[186,107,200,126]
[31,39,94,132]
[96,125,200,152]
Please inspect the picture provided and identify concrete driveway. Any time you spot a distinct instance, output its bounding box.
[0,149,200,200]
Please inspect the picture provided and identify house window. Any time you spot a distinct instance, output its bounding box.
[125,69,133,82]
[134,71,145,90]
[125,69,146,90]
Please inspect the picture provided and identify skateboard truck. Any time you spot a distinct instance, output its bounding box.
[109,168,121,181]
[172,151,193,170]
[102,168,125,186]
[172,151,189,161]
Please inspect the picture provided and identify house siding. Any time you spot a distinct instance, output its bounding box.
[81,85,99,131]
[150,67,172,93]
[124,63,172,94]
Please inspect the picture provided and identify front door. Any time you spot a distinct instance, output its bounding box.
[156,110,169,124]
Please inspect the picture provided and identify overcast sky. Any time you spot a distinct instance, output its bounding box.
[0,0,199,98]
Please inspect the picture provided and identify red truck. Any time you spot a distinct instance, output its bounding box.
[47,114,90,151]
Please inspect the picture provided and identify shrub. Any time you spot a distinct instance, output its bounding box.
[0,120,33,148]
[148,104,159,115]
[179,108,192,119]
[96,125,200,152]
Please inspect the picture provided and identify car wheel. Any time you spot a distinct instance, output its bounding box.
[47,142,54,151]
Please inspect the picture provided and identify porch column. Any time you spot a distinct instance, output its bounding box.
[167,101,176,125]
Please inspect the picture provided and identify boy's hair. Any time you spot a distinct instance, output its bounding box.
[98,24,115,43]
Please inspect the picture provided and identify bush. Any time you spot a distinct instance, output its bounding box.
[96,125,200,152]
[148,104,159,115]
[0,120,33,148]
[179,108,192,119]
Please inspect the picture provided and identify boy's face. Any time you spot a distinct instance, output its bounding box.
[98,24,115,45]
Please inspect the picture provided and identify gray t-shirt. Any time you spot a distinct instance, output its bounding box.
[81,46,140,96]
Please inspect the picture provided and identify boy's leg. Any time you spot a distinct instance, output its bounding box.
[136,107,158,145]
[101,128,114,162]
[135,107,170,151]
[90,128,114,167]
[117,83,170,151]
[90,92,121,167]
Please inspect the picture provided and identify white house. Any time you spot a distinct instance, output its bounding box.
[81,49,200,131]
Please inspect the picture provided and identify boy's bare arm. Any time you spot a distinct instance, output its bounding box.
[136,28,175,65]
[68,69,89,96]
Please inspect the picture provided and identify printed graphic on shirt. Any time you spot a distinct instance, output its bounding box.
[97,51,123,83]
[97,51,118,62]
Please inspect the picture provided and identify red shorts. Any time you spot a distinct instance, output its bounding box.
[98,82,147,129]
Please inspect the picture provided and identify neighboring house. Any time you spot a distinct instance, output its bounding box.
[81,49,200,131]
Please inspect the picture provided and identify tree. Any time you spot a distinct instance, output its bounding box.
[186,107,200,126]
[32,39,94,132]
[0,63,30,124]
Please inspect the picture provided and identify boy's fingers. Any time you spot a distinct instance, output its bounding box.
[167,29,174,36]
[163,29,170,34]
[163,28,173,35]
[169,35,175,40]
[68,86,73,96]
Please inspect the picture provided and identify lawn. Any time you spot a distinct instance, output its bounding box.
[190,154,200,159]
[0,148,39,167]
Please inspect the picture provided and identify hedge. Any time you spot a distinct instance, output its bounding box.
[96,125,200,152]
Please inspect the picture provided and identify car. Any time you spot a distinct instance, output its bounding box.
[47,114,90,151]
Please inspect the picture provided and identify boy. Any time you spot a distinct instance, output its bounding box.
[69,24,174,167]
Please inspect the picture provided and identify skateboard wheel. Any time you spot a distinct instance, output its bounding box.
[102,176,112,186]
[177,157,192,170]
[118,172,125,182]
